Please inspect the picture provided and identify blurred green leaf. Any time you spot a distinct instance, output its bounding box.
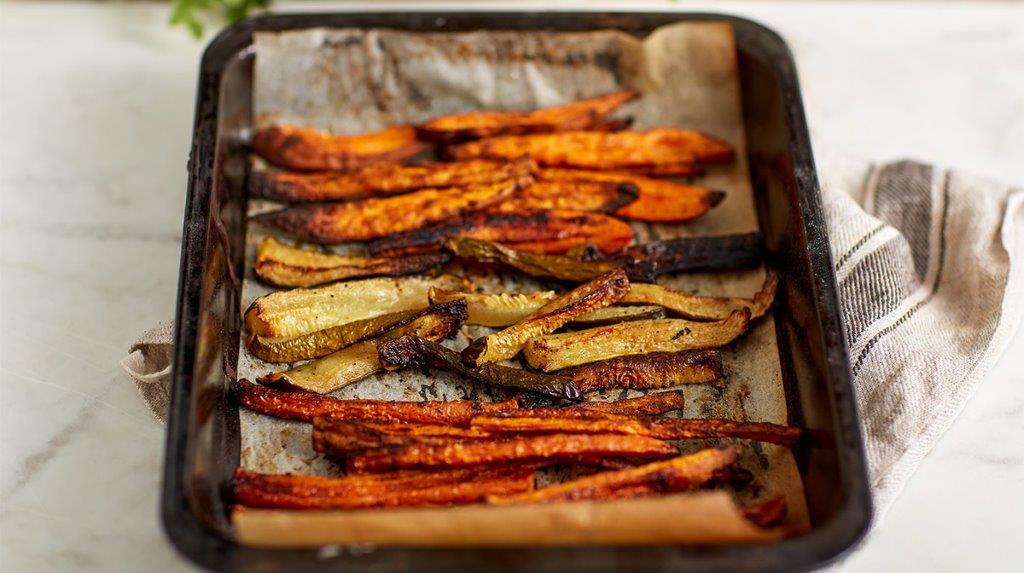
[169,0,271,38]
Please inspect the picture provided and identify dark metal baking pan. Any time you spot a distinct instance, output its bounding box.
[162,11,872,572]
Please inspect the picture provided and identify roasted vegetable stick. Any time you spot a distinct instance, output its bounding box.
[488,180,638,214]
[251,178,523,244]
[443,236,763,283]
[561,351,723,392]
[259,301,466,393]
[621,269,778,321]
[244,275,467,339]
[429,287,663,328]
[417,90,639,141]
[346,433,678,472]
[472,414,802,447]
[742,497,788,528]
[523,309,751,371]
[253,237,450,288]
[247,308,421,363]
[612,232,764,282]
[538,168,724,223]
[377,335,582,400]
[448,128,734,170]
[235,379,519,423]
[252,125,429,172]
[462,269,630,365]
[572,391,686,416]
[249,159,532,202]
[234,466,535,510]
[368,210,634,257]
[486,446,738,505]
[443,237,621,282]
[312,417,501,454]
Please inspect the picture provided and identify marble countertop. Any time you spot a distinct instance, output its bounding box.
[1,1,1021,571]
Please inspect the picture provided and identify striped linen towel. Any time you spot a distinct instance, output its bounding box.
[122,158,1023,519]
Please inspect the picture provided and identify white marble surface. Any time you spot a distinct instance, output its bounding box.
[1,1,1021,571]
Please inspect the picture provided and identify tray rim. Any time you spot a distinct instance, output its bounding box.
[162,10,872,572]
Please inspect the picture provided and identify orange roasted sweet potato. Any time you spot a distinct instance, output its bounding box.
[235,379,520,424]
[417,90,639,142]
[346,433,678,472]
[572,392,687,416]
[234,466,535,510]
[249,159,534,203]
[448,128,734,170]
[368,210,634,257]
[486,446,738,504]
[538,168,724,223]
[488,179,639,214]
[252,125,429,171]
[251,178,523,244]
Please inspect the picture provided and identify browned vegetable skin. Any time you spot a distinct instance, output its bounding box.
[312,417,500,455]
[234,466,535,510]
[471,413,803,447]
[249,159,533,203]
[537,168,724,223]
[252,125,429,172]
[611,232,764,282]
[417,90,640,142]
[441,235,765,283]
[486,446,739,504]
[234,378,520,424]
[487,179,639,214]
[251,177,525,244]
[253,237,451,288]
[523,309,752,371]
[462,269,630,365]
[560,350,723,393]
[378,335,583,400]
[346,433,678,472]
[621,269,779,321]
[441,237,621,282]
[447,128,734,170]
[368,209,635,257]
[257,300,467,393]
[571,391,686,416]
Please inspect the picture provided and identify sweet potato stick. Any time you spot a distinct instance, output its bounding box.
[253,237,451,288]
[622,270,778,321]
[368,210,635,257]
[560,351,723,393]
[252,178,523,244]
[234,466,535,510]
[378,335,583,400]
[488,180,639,214]
[523,309,752,371]
[742,497,788,528]
[470,414,803,447]
[252,125,429,172]
[486,446,738,505]
[448,128,734,170]
[250,159,532,202]
[417,90,639,141]
[537,168,724,223]
[235,379,519,424]
[462,269,630,365]
[346,434,678,472]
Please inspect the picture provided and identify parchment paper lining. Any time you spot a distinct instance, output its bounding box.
[234,21,810,547]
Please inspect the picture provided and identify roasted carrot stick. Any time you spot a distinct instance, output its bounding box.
[252,125,429,171]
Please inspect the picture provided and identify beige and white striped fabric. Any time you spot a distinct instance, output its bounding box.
[819,155,1023,516]
[122,157,1024,517]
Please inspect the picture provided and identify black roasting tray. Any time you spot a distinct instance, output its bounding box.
[162,11,871,572]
